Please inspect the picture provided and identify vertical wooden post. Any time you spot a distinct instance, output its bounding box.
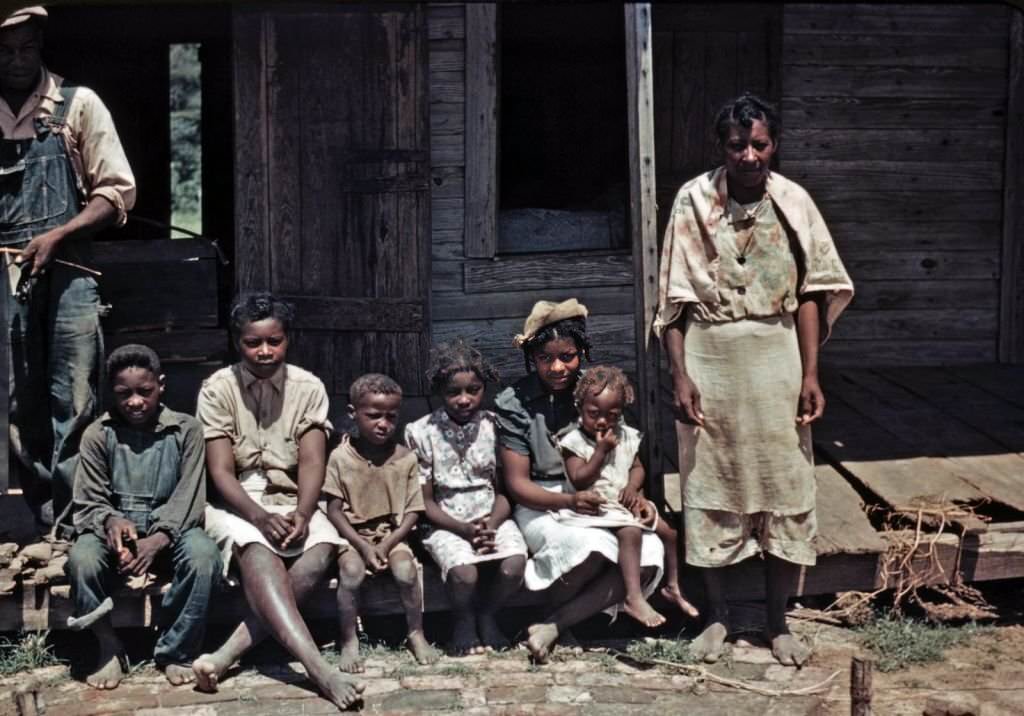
[1000,9,1024,363]
[465,3,498,259]
[0,271,7,494]
[851,655,874,716]
[624,4,662,504]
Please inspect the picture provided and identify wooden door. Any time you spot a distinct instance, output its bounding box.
[651,4,781,235]
[233,5,431,415]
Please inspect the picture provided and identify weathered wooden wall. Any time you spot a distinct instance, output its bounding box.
[427,4,638,384]
[781,3,1011,366]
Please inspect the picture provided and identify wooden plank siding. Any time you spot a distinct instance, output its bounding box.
[427,4,637,391]
[781,3,1012,366]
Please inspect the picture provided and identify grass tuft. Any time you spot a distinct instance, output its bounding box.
[625,637,698,666]
[0,632,62,677]
[857,616,986,672]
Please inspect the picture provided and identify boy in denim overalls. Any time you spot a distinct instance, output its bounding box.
[66,345,220,689]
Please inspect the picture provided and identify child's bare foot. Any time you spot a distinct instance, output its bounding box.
[450,613,484,656]
[337,635,365,673]
[660,583,700,618]
[162,663,196,686]
[477,613,510,651]
[86,649,126,690]
[526,622,558,664]
[769,631,811,667]
[192,651,234,692]
[407,630,440,665]
[622,594,666,628]
[310,666,366,711]
[690,621,729,663]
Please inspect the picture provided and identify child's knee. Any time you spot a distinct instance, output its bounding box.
[499,555,527,581]
[389,555,418,587]
[337,552,366,591]
[447,564,479,590]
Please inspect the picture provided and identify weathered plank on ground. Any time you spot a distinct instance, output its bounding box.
[813,463,887,556]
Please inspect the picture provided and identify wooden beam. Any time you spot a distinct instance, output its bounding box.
[1000,9,1024,363]
[625,3,662,505]
[463,253,633,294]
[0,262,7,494]
[284,297,426,333]
[464,3,498,258]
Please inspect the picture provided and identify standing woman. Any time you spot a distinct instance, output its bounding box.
[191,293,364,710]
[496,299,665,662]
[655,93,853,666]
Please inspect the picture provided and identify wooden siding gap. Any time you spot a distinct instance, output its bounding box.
[1000,9,1024,362]
[464,3,498,259]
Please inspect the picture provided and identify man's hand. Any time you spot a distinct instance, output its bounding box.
[619,484,641,511]
[252,510,294,548]
[123,532,170,576]
[672,373,705,426]
[104,516,137,568]
[797,376,826,425]
[16,228,64,277]
[570,490,606,516]
[280,511,310,550]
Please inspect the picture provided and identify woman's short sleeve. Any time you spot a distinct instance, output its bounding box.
[196,376,236,442]
[494,386,531,456]
[294,378,332,439]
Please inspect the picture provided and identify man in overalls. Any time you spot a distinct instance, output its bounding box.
[0,6,135,532]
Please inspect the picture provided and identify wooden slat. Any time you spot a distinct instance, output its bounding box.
[426,4,464,41]
[102,257,218,332]
[850,280,997,312]
[841,251,998,281]
[781,97,1008,129]
[0,261,7,492]
[784,4,1009,37]
[433,314,634,351]
[463,253,633,294]
[784,65,1006,99]
[1000,10,1024,362]
[783,33,1007,69]
[431,198,463,231]
[626,3,662,503]
[822,339,995,366]
[92,239,217,264]
[783,160,1002,193]
[464,3,497,259]
[105,329,227,363]
[431,238,463,262]
[782,128,1005,163]
[946,364,1024,411]
[827,222,1000,253]
[832,309,996,341]
[430,260,462,294]
[433,286,634,321]
[810,191,1001,223]
[429,47,464,73]
[430,166,464,199]
[430,133,464,167]
[430,102,464,135]
[813,463,887,556]
[285,296,425,333]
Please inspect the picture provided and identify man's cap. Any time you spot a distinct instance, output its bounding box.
[2,6,47,29]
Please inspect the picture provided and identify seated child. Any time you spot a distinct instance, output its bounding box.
[556,364,698,628]
[406,339,528,655]
[66,344,221,690]
[325,373,440,672]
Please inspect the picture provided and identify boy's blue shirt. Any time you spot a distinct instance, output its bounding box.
[71,405,208,542]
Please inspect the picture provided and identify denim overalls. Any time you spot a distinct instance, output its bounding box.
[0,86,103,531]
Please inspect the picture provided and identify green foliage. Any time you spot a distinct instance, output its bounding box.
[857,617,987,672]
[0,632,62,676]
[170,43,202,236]
[625,637,698,666]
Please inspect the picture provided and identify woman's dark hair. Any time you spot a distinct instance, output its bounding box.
[229,292,295,337]
[521,317,592,373]
[106,343,161,383]
[426,338,499,394]
[714,92,780,143]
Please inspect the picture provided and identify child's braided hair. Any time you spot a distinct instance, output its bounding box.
[425,338,499,394]
[573,364,634,408]
[520,317,592,374]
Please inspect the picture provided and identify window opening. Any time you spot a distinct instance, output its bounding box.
[170,43,202,238]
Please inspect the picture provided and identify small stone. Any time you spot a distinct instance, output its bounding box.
[924,692,981,716]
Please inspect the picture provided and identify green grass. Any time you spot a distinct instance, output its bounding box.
[439,662,472,677]
[0,632,62,677]
[857,617,987,672]
[625,637,699,666]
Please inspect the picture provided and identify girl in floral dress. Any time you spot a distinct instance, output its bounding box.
[405,339,528,655]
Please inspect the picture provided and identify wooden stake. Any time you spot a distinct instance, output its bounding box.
[851,655,874,716]
[0,247,102,277]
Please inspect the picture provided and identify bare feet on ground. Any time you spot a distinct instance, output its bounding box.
[622,594,667,628]
[407,630,441,665]
[86,651,126,690]
[660,583,700,618]
[477,613,510,651]
[310,667,366,711]
[337,635,365,673]
[526,622,559,664]
[770,632,811,667]
[690,621,729,663]
[162,663,196,686]
[192,652,234,692]
[450,613,485,656]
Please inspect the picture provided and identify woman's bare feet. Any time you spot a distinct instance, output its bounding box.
[477,613,510,651]
[622,594,666,628]
[309,665,366,711]
[526,623,559,664]
[192,651,234,692]
[162,663,196,686]
[86,651,126,690]
[449,613,484,656]
[690,621,729,663]
[770,631,811,667]
[407,630,440,665]
[337,635,365,673]
[660,583,700,618]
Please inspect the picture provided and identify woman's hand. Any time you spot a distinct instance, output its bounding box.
[570,490,606,515]
[618,485,641,511]
[673,373,705,426]
[797,376,826,425]
[253,510,294,548]
[280,511,310,549]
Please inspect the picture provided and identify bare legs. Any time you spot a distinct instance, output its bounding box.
[85,617,126,689]
[690,567,730,663]
[336,550,366,673]
[477,555,526,650]
[390,551,439,664]
[654,519,699,619]
[616,526,666,628]
[193,544,364,710]
[445,555,526,655]
[766,554,810,666]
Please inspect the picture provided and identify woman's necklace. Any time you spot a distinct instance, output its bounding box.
[729,194,769,259]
